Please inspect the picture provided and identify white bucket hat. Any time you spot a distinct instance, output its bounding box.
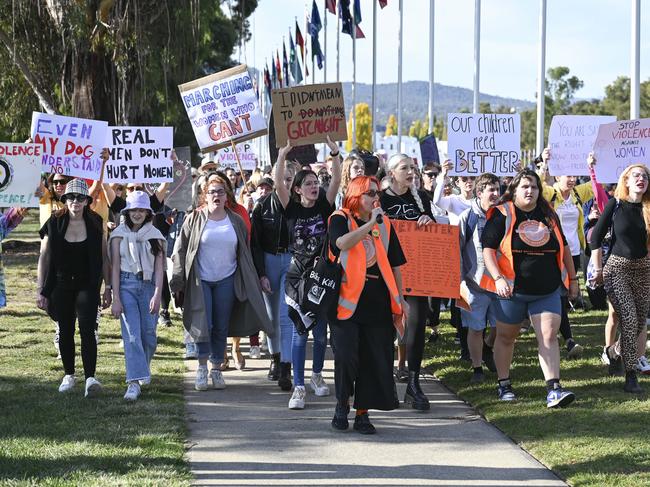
[120,190,152,214]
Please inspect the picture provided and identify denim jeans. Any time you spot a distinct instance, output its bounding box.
[262,251,293,361]
[198,273,236,365]
[119,271,158,383]
[292,316,327,386]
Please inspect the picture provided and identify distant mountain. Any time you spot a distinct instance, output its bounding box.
[341,81,535,132]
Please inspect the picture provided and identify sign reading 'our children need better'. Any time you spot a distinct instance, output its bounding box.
[447,113,521,176]
[593,118,650,183]
[271,82,348,147]
[31,112,108,179]
[178,64,267,153]
[0,143,41,207]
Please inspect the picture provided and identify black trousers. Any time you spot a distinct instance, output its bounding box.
[405,295,429,374]
[330,318,399,411]
[161,271,171,310]
[559,255,582,342]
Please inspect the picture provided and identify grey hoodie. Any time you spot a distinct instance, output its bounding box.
[458,198,489,291]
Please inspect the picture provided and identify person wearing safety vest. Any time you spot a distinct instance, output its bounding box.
[328,176,407,434]
[480,169,580,409]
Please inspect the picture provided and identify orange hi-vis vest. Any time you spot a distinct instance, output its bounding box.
[329,208,403,321]
[479,201,569,293]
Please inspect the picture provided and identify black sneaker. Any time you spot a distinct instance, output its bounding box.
[609,355,624,377]
[482,344,496,373]
[331,403,350,431]
[427,329,439,344]
[394,366,409,383]
[353,413,376,435]
[566,339,583,359]
[470,369,485,384]
[158,309,172,327]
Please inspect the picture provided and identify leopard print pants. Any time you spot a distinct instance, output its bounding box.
[604,255,650,371]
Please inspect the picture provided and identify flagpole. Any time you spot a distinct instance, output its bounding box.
[352,11,357,148]
[336,9,340,82]
[535,0,546,154]
[631,0,640,119]
[428,0,435,134]
[371,0,378,150]
[324,1,328,83]
[472,0,481,114]
[397,0,404,150]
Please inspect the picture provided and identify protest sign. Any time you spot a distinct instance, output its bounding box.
[0,143,41,208]
[31,112,108,179]
[216,142,257,170]
[419,133,440,164]
[271,82,347,147]
[178,64,267,153]
[105,126,173,183]
[447,113,520,176]
[392,220,460,298]
[144,146,193,211]
[548,115,616,176]
[593,118,650,183]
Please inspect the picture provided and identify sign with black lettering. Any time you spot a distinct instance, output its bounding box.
[105,126,173,183]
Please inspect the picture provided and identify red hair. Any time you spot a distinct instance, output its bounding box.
[342,176,380,216]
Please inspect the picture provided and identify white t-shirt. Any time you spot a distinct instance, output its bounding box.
[556,196,580,256]
[197,216,238,282]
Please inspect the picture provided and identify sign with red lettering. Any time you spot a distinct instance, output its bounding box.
[271,82,347,148]
[392,220,461,298]
[593,118,650,183]
[178,64,267,153]
[30,112,108,179]
[0,143,41,207]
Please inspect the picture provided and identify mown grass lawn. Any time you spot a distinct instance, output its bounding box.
[0,214,191,486]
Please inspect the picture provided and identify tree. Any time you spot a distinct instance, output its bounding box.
[408,119,422,138]
[545,66,584,114]
[385,114,397,136]
[346,103,372,151]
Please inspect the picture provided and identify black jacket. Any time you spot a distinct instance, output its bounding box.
[251,192,290,277]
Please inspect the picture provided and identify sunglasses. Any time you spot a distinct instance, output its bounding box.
[363,189,380,198]
[66,193,88,203]
[423,172,438,178]
[53,179,69,186]
[126,186,144,192]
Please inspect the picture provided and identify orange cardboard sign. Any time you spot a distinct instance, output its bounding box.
[392,220,461,298]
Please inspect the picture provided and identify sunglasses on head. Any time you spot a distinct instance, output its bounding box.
[363,189,380,197]
[66,193,87,203]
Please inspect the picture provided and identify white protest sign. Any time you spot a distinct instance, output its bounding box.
[0,143,41,208]
[31,112,108,179]
[593,119,650,183]
[178,64,267,153]
[548,115,616,176]
[447,113,520,176]
[105,126,173,183]
[216,142,257,170]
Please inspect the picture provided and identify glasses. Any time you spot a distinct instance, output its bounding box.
[423,172,438,178]
[206,189,226,196]
[363,189,380,198]
[301,180,319,187]
[53,179,69,186]
[66,193,87,203]
[126,186,144,192]
[630,172,649,181]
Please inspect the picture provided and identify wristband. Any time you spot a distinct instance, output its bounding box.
[330,151,340,157]
[494,275,504,282]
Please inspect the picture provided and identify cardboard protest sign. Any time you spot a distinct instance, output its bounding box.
[548,115,616,176]
[105,126,173,183]
[392,220,460,298]
[31,112,108,179]
[593,118,650,183]
[216,142,257,171]
[178,64,267,153]
[0,143,41,207]
[271,82,347,147]
[144,146,193,211]
[267,107,318,165]
[447,113,520,176]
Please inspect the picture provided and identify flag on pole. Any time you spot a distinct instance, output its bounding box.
[295,21,305,61]
[325,0,336,15]
[339,0,364,38]
[309,0,324,69]
[282,40,290,86]
[289,32,304,83]
[275,50,283,88]
[379,0,388,8]
[264,63,272,101]
[270,57,277,88]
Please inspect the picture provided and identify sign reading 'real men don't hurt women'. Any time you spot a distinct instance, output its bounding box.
[593,118,650,183]
[271,82,347,147]
[178,64,267,153]
[31,112,108,179]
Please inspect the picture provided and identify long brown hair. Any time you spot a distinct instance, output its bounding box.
[499,169,560,228]
[614,164,650,236]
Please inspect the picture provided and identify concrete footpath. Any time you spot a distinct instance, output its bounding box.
[185,342,566,487]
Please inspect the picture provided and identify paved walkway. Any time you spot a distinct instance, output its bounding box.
[185,342,566,487]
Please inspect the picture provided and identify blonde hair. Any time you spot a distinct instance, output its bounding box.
[340,155,365,194]
[249,168,263,188]
[386,153,425,214]
[614,163,650,236]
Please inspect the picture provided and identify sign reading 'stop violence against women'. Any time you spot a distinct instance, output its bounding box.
[271,82,348,147]
[178,64,267,153]
[31,112,108,179]
[447,113,521,176]
[593,118,650,183]
[0,143,41,208]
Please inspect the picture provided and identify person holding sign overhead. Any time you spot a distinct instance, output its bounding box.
[0,207,27,308]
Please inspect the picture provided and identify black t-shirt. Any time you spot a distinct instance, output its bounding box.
[590,198,648,259]
[329,214,407,325]
[481,205,567,295]
[284,194,334,266]
[111,194,169,236]
[379,188,435,221]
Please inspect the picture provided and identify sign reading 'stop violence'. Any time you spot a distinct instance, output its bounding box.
[593,118,650,183]
[31,112,108,179]
[271,82,347,147]
[178,64,267,153]
[447,113,521,176]
[0,143,41,208]
[216,142,257,171]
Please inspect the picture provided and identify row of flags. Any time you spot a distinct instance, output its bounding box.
[262,0,388,101]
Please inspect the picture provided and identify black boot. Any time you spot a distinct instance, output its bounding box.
[267,353,280,381]
[331,402,350,431]
[624,371,643,393]
[404,371,430,410]
[278,362,292,391]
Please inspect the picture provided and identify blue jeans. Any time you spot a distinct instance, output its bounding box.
[292,316,327,386]
[262,251,292,361]
[198,274,236,365]
[119,272,158,383]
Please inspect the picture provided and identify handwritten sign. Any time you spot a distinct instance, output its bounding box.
[144,147,193,211]
[548,115,616,176]
[216,142,257,170]
[178,64,267,153]
[271,82,347,147]
[447,113,520,176]
[0,143,41,208]
[392,220,460,298]
[593,118,650,183]
[105,126,173,183]
[31,112,108,179]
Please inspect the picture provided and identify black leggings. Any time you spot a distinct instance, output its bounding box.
[52,286,100,378]
[559,255,582,342]
[405,295,429,374]
[161,272,171,310]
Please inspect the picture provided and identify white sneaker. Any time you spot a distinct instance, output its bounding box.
[249,346,261,359]
[210,369,226,390]
[94,329,100,345]
[124,382,141,401]
[58,374,76,393]
[601,346,610,365]
[139,377,151,387]
[84,377,102,398]
[310,372,330,396]
[195,366,209,391]
[184,342,198,360]
[635,356,650,375]
[288,386,306,409]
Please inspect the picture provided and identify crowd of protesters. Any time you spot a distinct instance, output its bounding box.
[3,137,650,434]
